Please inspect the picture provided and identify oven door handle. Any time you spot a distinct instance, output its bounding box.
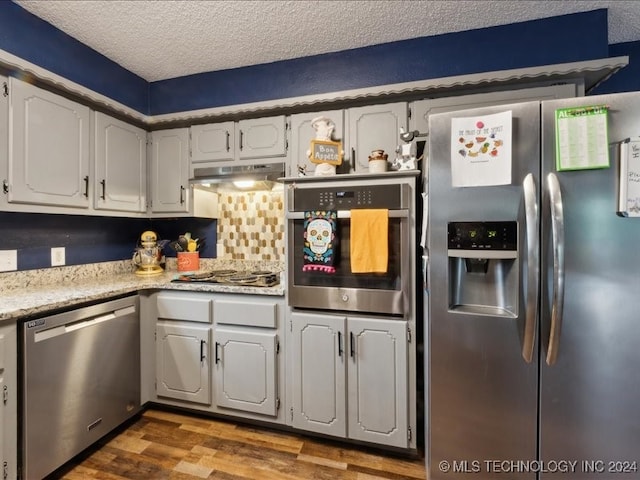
[286,209,409,220]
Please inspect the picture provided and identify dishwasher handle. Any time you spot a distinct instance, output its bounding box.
[33,304,136,343]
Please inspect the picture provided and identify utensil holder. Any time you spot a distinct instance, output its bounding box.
[177,252,199,272]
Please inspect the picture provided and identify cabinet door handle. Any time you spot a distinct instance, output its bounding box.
[179,185,185,204]
[83,176,89,198]
[225,131,230,152]
[200,340,206,361]
[350,331,355,358]
[100,179,106,200]
[215,342,220,364]
[351,148,356,171]
[338,331,343,357]
[239,130,244,151]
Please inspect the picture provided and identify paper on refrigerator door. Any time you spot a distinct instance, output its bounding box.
[420,192,428,250]
[450,110,512,187]
[618,138,640,217]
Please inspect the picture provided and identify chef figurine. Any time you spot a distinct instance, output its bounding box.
[306,116,343,176]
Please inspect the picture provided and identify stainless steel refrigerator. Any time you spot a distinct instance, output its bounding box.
[426,93,640,479]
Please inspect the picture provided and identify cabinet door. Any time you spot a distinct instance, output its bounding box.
[8,78,90,208]
[94,112,147,212]
[289,110,344,177]
[347,317,408,448]
[237,116,287,160]
[156,322,211,405]
[214,328,278,416]
[150,128,189,213]
[190,122,235,163]
[291,312,346,437]
[347,103,407,173]
[0,76,7,211]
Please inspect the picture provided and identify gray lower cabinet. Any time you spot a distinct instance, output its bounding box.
[155,292,212,405]
[214,328,278,416]
[156,322,212,405]
[213,297,282,417]
[0,321,17,480]
[290,311,410,448]
[152,291,285,424]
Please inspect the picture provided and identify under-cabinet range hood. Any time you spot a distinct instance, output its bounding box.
[190,162,285,188]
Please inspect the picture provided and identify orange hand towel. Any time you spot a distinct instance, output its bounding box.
[350,209,389,273]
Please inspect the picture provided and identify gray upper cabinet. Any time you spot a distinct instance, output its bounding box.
[149,128,190,214]
[189,115,288,172]
[8,77,90,208]
[190,121,235,164]
[93,112,147,213]
[288,110,345,177]
[236,116,287,160]
[347,102,407,173]
[289,104,407,177]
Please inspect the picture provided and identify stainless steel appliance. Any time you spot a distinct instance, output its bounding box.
[427,94,640,479]
[286,173,418,316]
[20,295,141,480]
[172,269,280,287]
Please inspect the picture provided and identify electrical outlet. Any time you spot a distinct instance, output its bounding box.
[51,247,66,267]
[0,250,18,272]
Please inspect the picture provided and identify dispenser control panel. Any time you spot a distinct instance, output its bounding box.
[448,221,517,251]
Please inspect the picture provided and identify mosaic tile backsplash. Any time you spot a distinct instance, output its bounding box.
[217,188,285,261]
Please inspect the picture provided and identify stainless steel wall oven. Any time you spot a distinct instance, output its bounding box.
[286,174,417,317]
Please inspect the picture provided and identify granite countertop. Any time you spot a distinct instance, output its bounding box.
[0,259,285,322]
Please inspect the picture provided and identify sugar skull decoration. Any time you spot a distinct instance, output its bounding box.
[302,210,337,273]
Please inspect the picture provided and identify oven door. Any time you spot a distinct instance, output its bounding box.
[287,209,411,316]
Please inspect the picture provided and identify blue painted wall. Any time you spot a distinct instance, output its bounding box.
[0,212,216,270]
[149,9,611,114]
[1,4,640,270]
[0,2,149,113]
[592,40,640,94]
[0,4,618,115]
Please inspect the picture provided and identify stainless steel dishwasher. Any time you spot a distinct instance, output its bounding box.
[20,295,141,480]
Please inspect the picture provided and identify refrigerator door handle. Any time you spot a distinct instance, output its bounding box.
[546,172,565,366]
[522,173,539,363]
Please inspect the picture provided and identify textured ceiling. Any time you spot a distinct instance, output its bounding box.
[12,0,640,82]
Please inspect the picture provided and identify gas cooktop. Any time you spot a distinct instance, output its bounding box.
[172,269,280,287]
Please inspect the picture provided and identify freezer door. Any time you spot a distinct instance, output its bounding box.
[427,101,540,480]
[540,93,640,479]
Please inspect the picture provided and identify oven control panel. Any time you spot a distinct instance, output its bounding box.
[292,184,407,210]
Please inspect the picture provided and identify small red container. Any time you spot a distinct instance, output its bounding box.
[177,252,200,272]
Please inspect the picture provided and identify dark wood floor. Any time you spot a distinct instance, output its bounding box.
[54,408,426,480]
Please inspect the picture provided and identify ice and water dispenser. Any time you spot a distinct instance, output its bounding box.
[447,221,518,318]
